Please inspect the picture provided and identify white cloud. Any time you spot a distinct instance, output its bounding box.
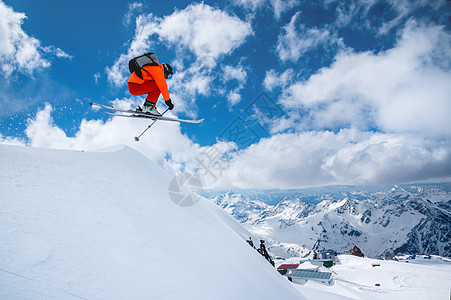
[123,2,143,27]
[333,0,378,29]
[163,60,214,117]
[270,0,299,20]
[106,3,253,87]
[42,45,72,59]
[0,1,48,76]
[105,13,157,87]
[0,133,25,146]
[4,102,450,190]
[226,91,242,107]
[232,0,299,20]
[5,100,209,181]
[93,72,101,85]
[0,1,70,77]
[377,0,447,35]
[1,100,244,189]
[331,0,448,34]
[222,65,247,83]
[232,0,266,12]
[276,12,337,63]
[210,129,451,189]
[3,1,449,192]
[279,21,451,138]
[221,64,248,107]
[263,68,294,91]
[157,4,252,60]
[21,101,201,165]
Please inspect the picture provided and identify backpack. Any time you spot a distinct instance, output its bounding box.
[128,52,160,79]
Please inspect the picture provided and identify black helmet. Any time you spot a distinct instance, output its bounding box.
[162,63,173,79]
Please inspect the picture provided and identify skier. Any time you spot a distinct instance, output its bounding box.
[128,60,174,115]
[247,237,255,248]
[258,240,275,266]
[259,239,270,259]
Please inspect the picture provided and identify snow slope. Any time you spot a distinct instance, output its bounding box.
[0,144,303,300]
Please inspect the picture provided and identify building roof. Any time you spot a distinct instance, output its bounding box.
[287,269,332,280]
[277,264,299,270]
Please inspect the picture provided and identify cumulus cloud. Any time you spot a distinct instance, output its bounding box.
[105,13,157,87]
[0,1,70,77]
[0,133,25,146]
[0,1,48,76]
[279,21,451,138]
[210,129,451,189]
[22,100,202,169]
[161,60,214,117]
[3,98,450,190]
[1,100,242,188]
[156,4,252,61]
[3,1,449,191]
[106,3,252,87]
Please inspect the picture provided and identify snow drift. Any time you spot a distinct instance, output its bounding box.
[0,144,303,299]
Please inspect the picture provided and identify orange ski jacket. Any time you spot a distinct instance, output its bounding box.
[127,64,170,101]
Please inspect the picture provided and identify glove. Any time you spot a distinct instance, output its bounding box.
[165,98,174,110]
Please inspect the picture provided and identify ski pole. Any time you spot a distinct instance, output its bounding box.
[134,108,170,142]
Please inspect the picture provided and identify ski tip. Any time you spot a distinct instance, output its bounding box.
[90,102,102,108]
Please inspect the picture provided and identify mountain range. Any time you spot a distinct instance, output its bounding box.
[211,184,451,259]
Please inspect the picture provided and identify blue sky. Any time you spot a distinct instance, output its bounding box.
[1,0,451,189]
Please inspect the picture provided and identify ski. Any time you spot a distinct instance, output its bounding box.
[104,112,204,124]
[90,103,138,114]
[90,102,204,124]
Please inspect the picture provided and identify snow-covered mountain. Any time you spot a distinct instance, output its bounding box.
[212,185,451,259]
[0,144,303,300]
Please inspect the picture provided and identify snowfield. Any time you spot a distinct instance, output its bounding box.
[277,254,451,299]
[328,255,451,300]
[0,144,302,300]
[1,144,450,300]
